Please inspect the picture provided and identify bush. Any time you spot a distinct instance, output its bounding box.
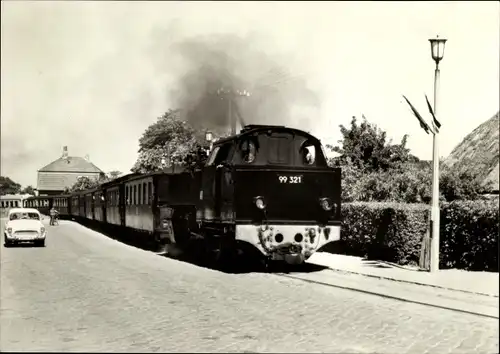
[336,160,491,204]
[334,200,499,271]
[440,200,499,271]
[339,202,428,266]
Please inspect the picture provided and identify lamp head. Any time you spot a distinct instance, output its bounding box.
[429,35,447,64]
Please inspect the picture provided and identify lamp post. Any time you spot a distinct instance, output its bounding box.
[205,130,213,153]
[428,35,447,273]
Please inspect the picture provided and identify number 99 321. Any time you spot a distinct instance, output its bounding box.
[278,175,303,184]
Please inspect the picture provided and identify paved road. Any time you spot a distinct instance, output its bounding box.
[1,220,498,353]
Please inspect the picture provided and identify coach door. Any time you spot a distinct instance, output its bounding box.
[119,185,126,227]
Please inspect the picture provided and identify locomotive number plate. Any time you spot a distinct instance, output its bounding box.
[278,175,303,184]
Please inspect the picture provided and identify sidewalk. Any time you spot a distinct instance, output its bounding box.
[307,252,499,297]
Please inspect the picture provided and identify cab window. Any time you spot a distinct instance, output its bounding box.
[206,143,233,166]
[206,147,220,166]
[300,141,317,166]
[240,138,258,164]
[268,136,288,164]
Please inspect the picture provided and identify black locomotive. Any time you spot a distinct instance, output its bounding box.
[23,125,342,266]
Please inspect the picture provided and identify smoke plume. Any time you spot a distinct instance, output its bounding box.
[164,32,320,135]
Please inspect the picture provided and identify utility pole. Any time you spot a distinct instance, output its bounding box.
[228,95,235,135]
[217,88,251,135]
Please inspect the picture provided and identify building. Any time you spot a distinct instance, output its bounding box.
[36,146,104,196]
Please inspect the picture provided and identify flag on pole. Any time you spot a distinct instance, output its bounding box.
[425,94,441,130]
[402,95,431,134]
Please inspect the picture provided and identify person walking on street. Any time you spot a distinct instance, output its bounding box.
[49,207,59,226]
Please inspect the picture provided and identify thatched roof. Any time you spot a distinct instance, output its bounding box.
[444,112,499,192]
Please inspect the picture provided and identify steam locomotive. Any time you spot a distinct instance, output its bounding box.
[23,125,342,266]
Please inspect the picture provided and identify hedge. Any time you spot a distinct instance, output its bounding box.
[323,200,499,272]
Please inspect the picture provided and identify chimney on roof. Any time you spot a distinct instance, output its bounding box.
[85,154,90,162]
[62,146,68,159]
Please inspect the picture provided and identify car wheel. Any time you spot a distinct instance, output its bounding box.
[35,240,45,247]
[4,240,12,247]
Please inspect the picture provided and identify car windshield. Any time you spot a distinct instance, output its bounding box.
[9,212,40,221]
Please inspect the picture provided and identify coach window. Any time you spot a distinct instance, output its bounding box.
[142,183,146,204]
[132,185,136,205]
[127,186,130,205]
[148,182,153,204]
[138,184,142,205]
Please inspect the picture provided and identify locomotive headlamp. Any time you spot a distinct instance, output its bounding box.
[319,197,333,211]
[7,227,12,235]
[205,130,213,142]
[254,196,266,210]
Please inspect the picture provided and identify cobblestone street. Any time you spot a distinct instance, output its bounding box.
[1,221,498,353]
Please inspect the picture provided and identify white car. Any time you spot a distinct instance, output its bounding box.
[4,208,46,247]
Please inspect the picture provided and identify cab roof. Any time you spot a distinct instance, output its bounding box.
[213,125,321,147]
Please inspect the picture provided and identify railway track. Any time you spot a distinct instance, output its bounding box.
[272,269,499,320]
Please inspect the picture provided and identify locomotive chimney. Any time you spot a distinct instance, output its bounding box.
[62,146,68,159]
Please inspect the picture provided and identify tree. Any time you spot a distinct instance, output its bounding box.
[21,185,36,195]
[131,109,208,174]
[107,171,122,180]
[326,115,418,172]
[0,176,21,195]
[69,176,100,192]
[440,157,493,201]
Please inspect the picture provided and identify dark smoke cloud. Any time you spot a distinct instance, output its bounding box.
[165,32,320,134]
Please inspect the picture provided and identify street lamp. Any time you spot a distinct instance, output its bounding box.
[205,130,214,153]
[428,35,447,273]
[205,130,213,143]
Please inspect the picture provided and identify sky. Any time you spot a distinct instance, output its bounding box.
[1,1,499,188]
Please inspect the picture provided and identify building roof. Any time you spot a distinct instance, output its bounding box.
[444,112,499,192]
[39,156,103,173]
